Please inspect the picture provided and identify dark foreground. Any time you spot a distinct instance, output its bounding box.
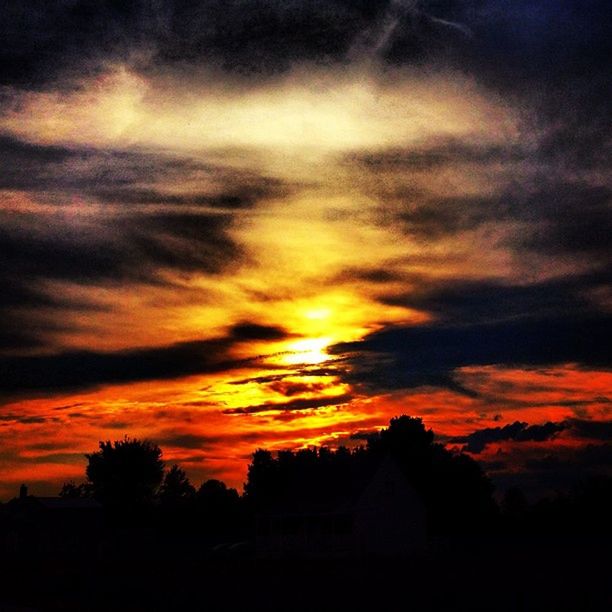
[0,536,609,611]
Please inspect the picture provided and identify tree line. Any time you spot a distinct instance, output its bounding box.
[52,415,611,537]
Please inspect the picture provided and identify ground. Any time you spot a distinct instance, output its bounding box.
[0,536,609,611]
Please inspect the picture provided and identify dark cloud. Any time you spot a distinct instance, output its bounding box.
[515,183,612,260]
[525,444,612,473]
[334,267,406,284]
[0,321,289,400]
[28,441,73,451]
[452,421,566,454]
[0,136,293,354]
[459,418,612,497]
[0,210,148,282]
[0,323,44,352]
[346,140,527,171]
[380,271,610,325]
[349,429,381,442]
[157,433,210,450]
[222,393,353,415]
[229,367,341,386]
[159,428,306,449]
[347,139,611,267]
[330,313,611,394]
[0,413,50,424]
[0,1,383,87]
[0,139,286,281]
[268,381,329,397]
[568,419,612,442]
[496,443,612,499]
[2,1,608,95]
[0,136,287,207]
[0,281,98,352]
[0,338,225,397]
[229,373,292,386]
[338,269,610,397]
[229,322,289,341]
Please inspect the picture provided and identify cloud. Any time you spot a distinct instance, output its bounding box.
[0,136,288,206]
[222,393,353,415]
[451,418,612,496]
[515,183,612,260]
[156,433,211,450]
[502,443,612,498]
[379,271,611,325]
[330,313,611,394]
[525,444,612,473]
[345,137,611,270]
[349,429,381,442]
[345,139,527,171]
[229,322,289,341]
[0,204,236,283]
[452,421,566,454]
[0,1,445,88]
[3,1,608,95]
[0,135,294,354]
[268,381,329,397]
[229,368,342,386]
[567,419,612,442]
[0,320,287,399]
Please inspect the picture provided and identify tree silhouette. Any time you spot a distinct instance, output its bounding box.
[244,449,280,503]
[367,416,498,533]
[59,481,92,498]
[85,438,164,511]
[159,464,195,505]
[244,415,498,534]
[196,479,243,538]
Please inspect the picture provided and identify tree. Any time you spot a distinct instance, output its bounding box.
[59,481,92,498]
[244,415,498,534]
[196,479,243,538]
[159,464,195,505]
[244,449,279,502]
[85,438,164,509]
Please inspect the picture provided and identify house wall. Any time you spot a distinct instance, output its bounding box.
[353,463,427,557]
[256,460,428,559]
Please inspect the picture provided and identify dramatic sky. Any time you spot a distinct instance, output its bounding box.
[0,1,610,499]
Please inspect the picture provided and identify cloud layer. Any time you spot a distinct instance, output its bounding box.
[0,1,609,499]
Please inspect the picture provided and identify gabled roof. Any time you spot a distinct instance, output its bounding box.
[8,495,101,512]
[32,497,101,510]
[259,455,423,516]
[356,455,425,513]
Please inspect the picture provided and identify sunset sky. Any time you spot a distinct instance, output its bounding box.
[0,1,610,500]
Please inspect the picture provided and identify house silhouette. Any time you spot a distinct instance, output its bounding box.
[0,485,102,559]
[256,456,427,558]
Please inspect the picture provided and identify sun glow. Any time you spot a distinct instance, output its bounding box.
[282,337,332,365]
[304,307,332,321]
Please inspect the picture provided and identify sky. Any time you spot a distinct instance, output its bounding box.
[0,0,610,500]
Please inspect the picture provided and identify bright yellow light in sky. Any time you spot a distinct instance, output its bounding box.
[282,337,332,365]
[304,307,332,321]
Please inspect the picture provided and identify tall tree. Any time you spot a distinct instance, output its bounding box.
[196,479,243,538]
[244,415,498,534]
[159,464,195,505]
[86,438,164,509]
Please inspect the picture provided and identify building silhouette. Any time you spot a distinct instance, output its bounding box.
[0,485,102,559]
[256,456,427,558]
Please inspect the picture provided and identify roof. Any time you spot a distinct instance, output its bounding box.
[258,455,421,516]
[32,497,101,510]
[8,496,102,511]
